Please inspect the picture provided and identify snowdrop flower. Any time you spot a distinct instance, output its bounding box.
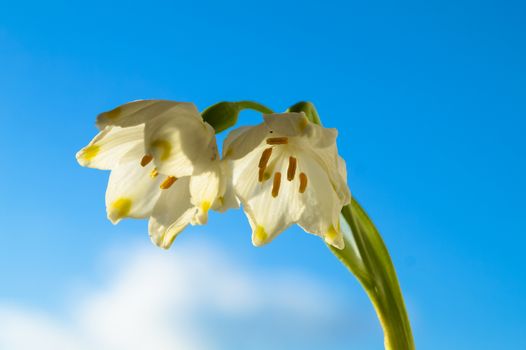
[223,112,350,249]
[76,100,229,248]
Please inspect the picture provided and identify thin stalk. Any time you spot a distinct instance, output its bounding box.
[293,101,414,349]
[330,200,415,350]
[236,100,274,114]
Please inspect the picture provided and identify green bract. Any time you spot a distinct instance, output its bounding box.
[202,101,274,133]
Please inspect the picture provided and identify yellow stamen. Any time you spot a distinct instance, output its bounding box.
[254,225,268,245]
[110,198,132,220]
[151,139,172,161]
[80,145,100,162]
[287,156,297,181]
[299,172,308,193]
[160,176,177,189]
[272,172,282,197]
[150,168,159,178]
[258,147,273,182]
[266,137,288,145]
[140,154,153,167]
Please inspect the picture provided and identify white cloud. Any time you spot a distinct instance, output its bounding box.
[0,241,367,350]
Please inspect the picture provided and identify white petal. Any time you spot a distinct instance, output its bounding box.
[222,124,267,160]
[76,125,144,170]
[105,143,163,223]
[214,160,240,212]
[295,153,346,249]
[188,164,221,225]
[302,144,350,205]
[302,122,338,148]
[263,113,310,136]
[148,177,196,249]
[264,112,338,149]
[144,103,217,177]
[232,148,304,246]
[96,100,184,129]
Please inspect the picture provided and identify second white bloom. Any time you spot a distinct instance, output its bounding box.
[223,112,350,249]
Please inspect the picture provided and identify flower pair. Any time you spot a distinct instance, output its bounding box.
[77,100,350,249]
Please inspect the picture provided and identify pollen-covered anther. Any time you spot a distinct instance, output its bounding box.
[258,147,273,168]
[287,156,297,181]
[160,176,177,189]
[150,168,159,178]
[140,155,153,167]
[266,137,288,145]
[258,168,266,182]
[272,172,282,197]
[258,147,273,182]
[299,172,308,193]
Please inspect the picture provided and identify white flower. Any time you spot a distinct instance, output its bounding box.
[223,112,350,249]
[76,100,230,248]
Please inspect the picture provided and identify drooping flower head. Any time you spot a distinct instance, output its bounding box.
[223,112,350,249]
[76,100,229,248]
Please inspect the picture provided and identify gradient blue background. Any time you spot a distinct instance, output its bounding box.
[1,0,525,349]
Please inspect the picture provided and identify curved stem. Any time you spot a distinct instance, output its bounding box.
[201,101,274,134]
[289,100,415,349]
[236,101,274,114]
[330,200,415,350]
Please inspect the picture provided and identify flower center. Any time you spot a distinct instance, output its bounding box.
[139,154,175,189]
[256,139,308,196]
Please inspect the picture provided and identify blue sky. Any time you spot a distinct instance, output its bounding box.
[0,0,525,349]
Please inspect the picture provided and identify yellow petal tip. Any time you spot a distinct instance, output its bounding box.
[253,225,268,246]
[78,145,100,163]
[324,225,343,249]
[200,200,211,213]
[109,198,132,222]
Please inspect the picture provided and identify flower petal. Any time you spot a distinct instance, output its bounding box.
[105,143,163,223]
[295,153,346,249]
[144,103,216,177]
[263,113,310,137]
[222,125,267,160]
[148,177,196,249]
[96,100,184,129]
[76,125,143,170]
[188,164,221,225]
[214,160,240,212]
[232,148,304,246]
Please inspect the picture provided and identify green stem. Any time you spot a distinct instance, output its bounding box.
[236,101,274,114]
[330,200,415,350]
[288,100,414,349]
[201,101,274,134]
